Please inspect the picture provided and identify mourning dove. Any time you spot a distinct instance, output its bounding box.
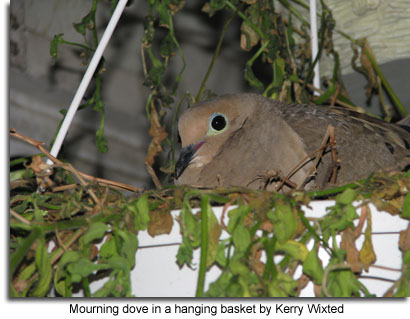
[174,94,410,191]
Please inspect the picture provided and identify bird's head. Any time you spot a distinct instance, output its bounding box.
[174,94,260,180]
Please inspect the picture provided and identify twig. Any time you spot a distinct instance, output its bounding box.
[10,209,31,225]
[275,141,330,191]
[52,184,78,192]
[301,124,338,188]
[145,162,163,189]
[301,80,363,111]
[10,129,141,193]
[330,85,340,106]
[369,264,402,273]
[276,125,337,191]
[328,125,339,184]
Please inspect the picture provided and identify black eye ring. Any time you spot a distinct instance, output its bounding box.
[210,113,227,132]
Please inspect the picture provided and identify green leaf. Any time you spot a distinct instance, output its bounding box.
[31,239,52,297]
[180,201,201,247]
[160,33,177,57]
[215,239,228,268]
[303,246,324,284]
[128,194,151,231]
[10,169,27,182]
[155,2,171,28]
[96,113,109,153]
[402,193,410,218]
[116,229,139,268]
[100,236,118,259]
[326,266,361,297]
[244,64,264,90]
[73,12,92,35]
[50,34,64,58]
[210,0,226,11]
[10,227,41,276]
[142,15,155,46]
[83,222,109,245]
[289,73,300,83]
[267,202,297,243]
[336,188,358,205]
[232,224,251,253]
[227,205,251,234]
[272,56,285,89]
[176,236,193,267]
[54,251,82,297]
[67,257,111,283]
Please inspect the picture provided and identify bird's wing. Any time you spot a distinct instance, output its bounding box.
[279,103,410,185]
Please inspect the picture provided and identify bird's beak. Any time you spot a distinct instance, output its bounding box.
[175,141,205,179]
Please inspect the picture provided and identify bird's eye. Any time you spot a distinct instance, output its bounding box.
[210,113,227,132]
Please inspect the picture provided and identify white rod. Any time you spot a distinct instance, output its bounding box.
[310,0,320,95]
[47,0,129,164]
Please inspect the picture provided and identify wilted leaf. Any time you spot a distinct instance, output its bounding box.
[148,210,173,237]
[240,23,259,51]
[145,101,168,172]
[399,223,410,252]
[202,196,222,268]
[341,227,362,273]
[359,209,376,271]
[275,240,308,262]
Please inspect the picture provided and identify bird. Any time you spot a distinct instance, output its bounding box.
[174,93,410,191]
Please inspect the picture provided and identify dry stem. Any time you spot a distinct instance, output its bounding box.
[10,128,141,193]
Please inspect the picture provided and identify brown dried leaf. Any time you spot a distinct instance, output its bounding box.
[314,282,322,297]
[260,220,274,233]
[145,102,168,167]
[399,223,410,252]
[28,154,54,189]
[296,274,311,296]
[341,227,362,273]
[168,1,185,15]
[250,242,265,276]
[352,39,376,98]
[145,101,168,188]
[148,210,173,237]
[240,22,259,51]
[359,208,376,271]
